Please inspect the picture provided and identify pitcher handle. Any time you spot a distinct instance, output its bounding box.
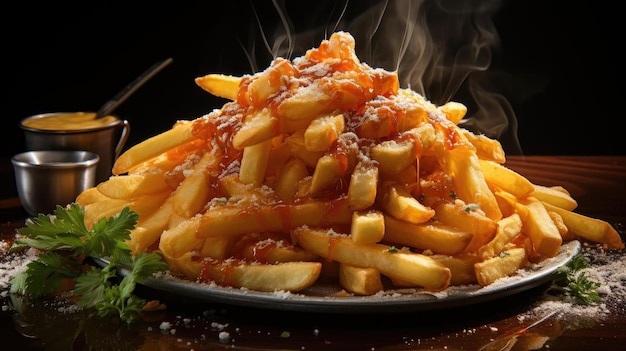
[114,120,131,160]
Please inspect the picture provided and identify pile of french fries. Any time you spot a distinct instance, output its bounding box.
[76,32,624,295]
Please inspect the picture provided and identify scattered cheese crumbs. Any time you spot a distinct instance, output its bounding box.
[218,331,231,342]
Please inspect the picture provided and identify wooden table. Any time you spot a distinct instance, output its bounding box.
[1,155,625,350]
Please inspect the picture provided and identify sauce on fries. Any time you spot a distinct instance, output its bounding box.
[77,31,624,295]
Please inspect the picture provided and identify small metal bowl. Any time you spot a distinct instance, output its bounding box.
[11,150,99,216]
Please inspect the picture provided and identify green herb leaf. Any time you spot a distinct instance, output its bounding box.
[9,204,166,324]
[554,254,601,305]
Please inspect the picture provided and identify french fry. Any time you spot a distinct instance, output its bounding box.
[439,101,467,125]
[304,113,345,152]
[232,108,278,150]
[347,161,378,210]
[433,202,497,253]
[532,184,578,211]
[351,210,385,244]
[194,73,241,100]
[542,202,624,249]
[383,215,473,255]
[371,139,418,175]
[172,149,222,218]
[379,181,435,224]
[518,197,563,258]
[166,253,322,292]
[160,199,353,258]
[339,264,384,295]
[434,136,503,221]
[275,158,310,201]
[230,232,319,263]
[285,130,325,167]
[200,260,322,292]
[461,129,506,163]
[475,248,528,286]
[239,138,272,186]
[199,235,239,260]
[113,120,196,175]
[430,253,479,285]
[97,173,172,199]
[479,159,535,198]
[246,58,296,106]
[128,199,175,254]
[477,213,523,260]
[292,226,451,291]
[75,187,109,206]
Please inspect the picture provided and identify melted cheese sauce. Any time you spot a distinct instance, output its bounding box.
[21,112,118,131]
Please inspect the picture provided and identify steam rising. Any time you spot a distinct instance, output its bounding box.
[250,0,521,154]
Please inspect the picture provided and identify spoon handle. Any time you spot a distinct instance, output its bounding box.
[95,57,174,119]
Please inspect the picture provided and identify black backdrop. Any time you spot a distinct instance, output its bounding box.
[3,0,622,165]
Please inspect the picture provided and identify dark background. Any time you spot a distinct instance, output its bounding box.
[3,0,622,165]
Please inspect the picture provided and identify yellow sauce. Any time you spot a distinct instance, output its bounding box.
[21,112,119,131]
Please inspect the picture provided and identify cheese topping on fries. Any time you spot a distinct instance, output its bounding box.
[77,31,624,295]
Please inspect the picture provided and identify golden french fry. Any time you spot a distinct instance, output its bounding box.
[292,226,451,291]
[159,215,206,259]
[383,215,473,255]
[518,197,563,258]
[433,202,497,253]
[231,108,278,150]
[128,200,175,254]
[97,173,172,199]
[304,113,345,152]
[371,139,418,175]
[310,155,343,194]
[229,232,318,263]
[475,247,527,286]
[339,264,384,295]
[380,181,435,224]
[75,187,109,206]
[542,202,624,250]
[277,84,337,122]
[438,144,503,221]
[171,150,221,218]
[461,129,506,163]
[351,210,385,244]
[347,161,378,210]
[166,253,322,292]
[285,130,325,167]
[430,253,479,285]
[201,260,322,292]
[478,213,523,260]
[189,199,353,242]
[199,236,239,260]
[275,158,310,201]
[84,198,130,227]
[239,138,272,186]
[439,101,467,125]
[479,159,535,198]
[246,58,296,106]
[194,73,241,100]
[86,192,172,225]
[113,120,195,175]
[532,184,577,211]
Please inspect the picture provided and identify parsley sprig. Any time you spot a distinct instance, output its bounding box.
[553,254,601,304]
[9,204,167,323]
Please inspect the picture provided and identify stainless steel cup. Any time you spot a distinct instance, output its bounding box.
[20,112,130,183]
[11,150,100,216]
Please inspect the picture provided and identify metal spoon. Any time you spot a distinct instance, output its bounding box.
[95,57,174,119]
